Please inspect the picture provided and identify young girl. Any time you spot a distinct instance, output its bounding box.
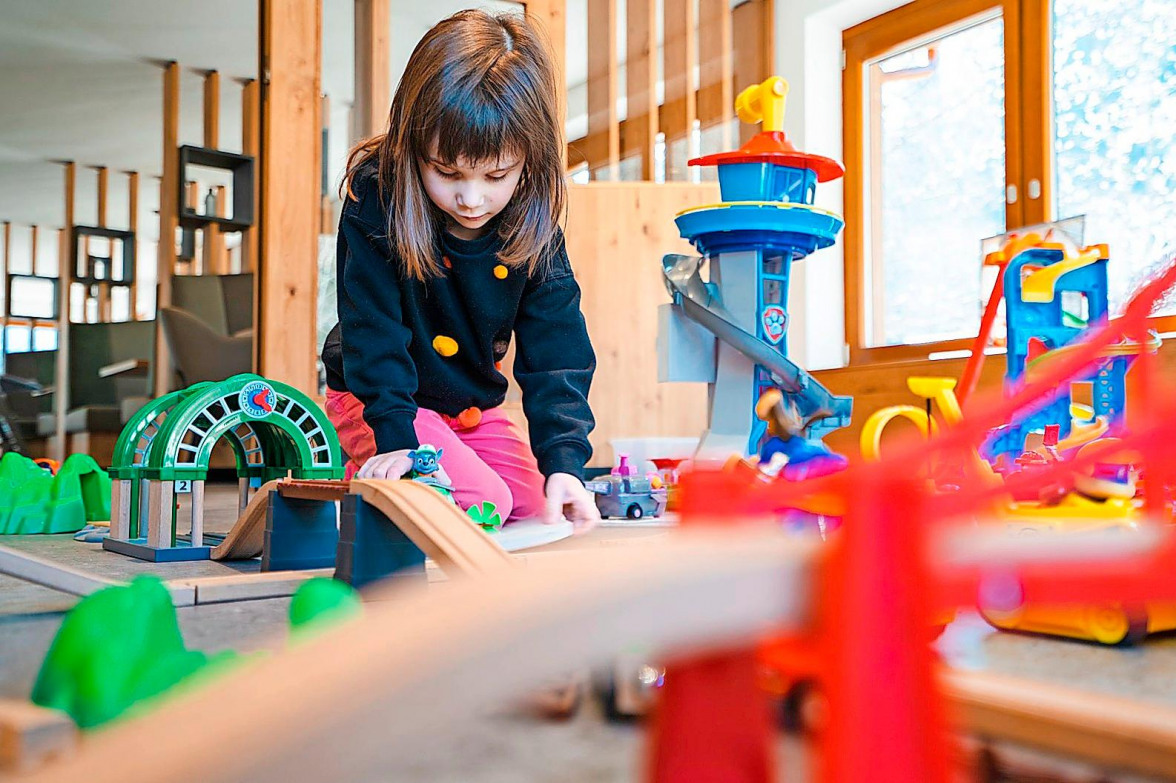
[322,9,600,530]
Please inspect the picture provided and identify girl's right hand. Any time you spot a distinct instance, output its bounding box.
[356,449,416,480]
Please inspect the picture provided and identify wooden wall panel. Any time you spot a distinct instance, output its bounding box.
[524,0,567,166]
[257,0,322,393]
[563,182,718,466]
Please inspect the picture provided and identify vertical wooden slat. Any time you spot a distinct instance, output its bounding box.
[203,70,228,275]
[185,181,201,275]
[698,0,733,150]
[842,38,866,357]
[624,0,657,180]
[95,166,112,322]
[1004,0,1025,232]
[663,0,698,171]
[586,0,619,180]
[257,0,322,392]
[29,224,38,275]
[154,62,180,396]
[1018,0,1051,225]
[241,79,260,273]
[128,171,139,319]
[732,0,770,146]
[1,222,9,344]
[524,0,567,166]
[352,0,390,141]
[53,162,75,461]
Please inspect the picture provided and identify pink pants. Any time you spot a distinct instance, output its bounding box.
[325,390,546,521]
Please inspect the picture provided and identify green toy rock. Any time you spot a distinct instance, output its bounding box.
[0,452,112,534]
[31,576,362,730]
[30,576,238,729]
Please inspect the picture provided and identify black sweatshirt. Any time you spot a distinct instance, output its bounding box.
[322,164,596,480]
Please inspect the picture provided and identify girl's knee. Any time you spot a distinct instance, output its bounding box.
[459,473,514,523]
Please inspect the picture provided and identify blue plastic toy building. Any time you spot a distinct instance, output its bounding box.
[985,241,1142,461]
[658,76,852,460]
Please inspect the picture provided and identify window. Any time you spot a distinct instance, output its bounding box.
[844,0,1176,363]
[1052,0,1176,315]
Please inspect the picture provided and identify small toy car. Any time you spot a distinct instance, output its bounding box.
[586,475,667,520]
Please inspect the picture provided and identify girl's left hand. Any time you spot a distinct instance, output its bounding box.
[544,473,601,533]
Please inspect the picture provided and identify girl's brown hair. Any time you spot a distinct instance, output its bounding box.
[342,9,566,281]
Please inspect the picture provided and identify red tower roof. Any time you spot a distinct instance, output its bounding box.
[689,131,845,183]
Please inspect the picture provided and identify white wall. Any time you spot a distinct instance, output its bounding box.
[774,0,908,369]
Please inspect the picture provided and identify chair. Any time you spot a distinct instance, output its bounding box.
[159,306,252,386]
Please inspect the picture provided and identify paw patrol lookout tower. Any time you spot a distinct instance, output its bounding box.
[659,76,852,459]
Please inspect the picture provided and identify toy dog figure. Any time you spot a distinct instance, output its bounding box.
[407,444,456,503]
[754,389,848,481]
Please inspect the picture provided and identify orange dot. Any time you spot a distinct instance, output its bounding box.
[432,335,459,357]
[493,264,508,280]
[442,256,453,269]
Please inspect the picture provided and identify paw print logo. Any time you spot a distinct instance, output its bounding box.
[762,306,787,345]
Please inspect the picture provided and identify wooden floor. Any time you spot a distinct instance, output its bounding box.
[2,483,1175,781]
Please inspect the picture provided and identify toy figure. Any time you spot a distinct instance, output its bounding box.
[407,444,456,503]
[754,389,848,481]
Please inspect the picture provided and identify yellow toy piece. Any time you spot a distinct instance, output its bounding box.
[1018,246,1104,303]
[859,405,938,461]
[734,77,788,132]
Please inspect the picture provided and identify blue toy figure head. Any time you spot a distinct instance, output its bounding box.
[408,444,443,476]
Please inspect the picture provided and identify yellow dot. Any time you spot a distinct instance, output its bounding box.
[493,264,508,280]
[432,335,459,357]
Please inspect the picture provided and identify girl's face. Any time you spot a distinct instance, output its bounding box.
[419,143,524,240]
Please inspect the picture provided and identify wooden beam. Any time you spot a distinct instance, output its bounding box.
[731,0,771,145]
[698,0,733,151]
[257,0,322,392]
[53,162,75,461]
[203,70,228,275]
[352,0,390,141]
[154,62,180,396]
[524,0,567,166]
[241,79,260,273]
[585,0,619,179]
[663,0,697,166]
[1,222,8,339]
[624,0,657,179]
[95,166,112,322]
[127,171,139,319]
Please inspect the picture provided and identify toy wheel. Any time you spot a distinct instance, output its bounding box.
[626,504,644,520]
[777,679,817,734]
[1087,604,1148,646]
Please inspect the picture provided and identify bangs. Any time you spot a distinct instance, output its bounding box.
[420,84,530,166]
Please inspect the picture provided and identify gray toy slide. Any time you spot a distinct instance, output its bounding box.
[661,254,852,432]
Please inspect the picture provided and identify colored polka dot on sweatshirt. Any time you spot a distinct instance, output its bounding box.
[442,256,453,269]
[493,264,508,279]
[432,335,459,357]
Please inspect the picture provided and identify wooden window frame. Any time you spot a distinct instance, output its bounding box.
[843,0,1176,365]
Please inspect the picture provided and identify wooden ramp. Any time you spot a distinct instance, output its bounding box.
[209,479,281,561]
[350,479,516,576]
[211,480,350,561]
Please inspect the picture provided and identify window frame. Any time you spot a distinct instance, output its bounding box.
[842,0,1052,365]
